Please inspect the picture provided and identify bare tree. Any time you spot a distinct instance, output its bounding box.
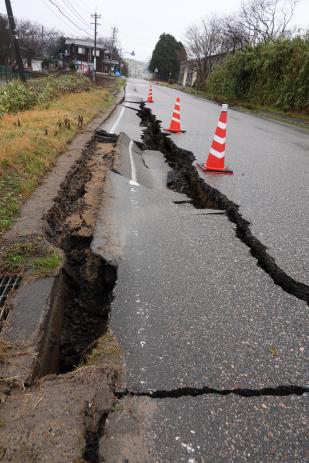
[221,15,249,52]
[238,0,298,45]
[186,17,225,88]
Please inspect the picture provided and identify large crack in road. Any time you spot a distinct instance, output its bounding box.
[137,102,309,306]
[45,134,118,373]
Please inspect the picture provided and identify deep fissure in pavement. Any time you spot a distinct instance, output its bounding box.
[116,385,309,400]
[44,133,120,460]
[83,402,111,463]
[137,103,309,306]
[45,135,118,373]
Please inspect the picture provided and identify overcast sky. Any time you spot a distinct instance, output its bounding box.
[0,0,308,61]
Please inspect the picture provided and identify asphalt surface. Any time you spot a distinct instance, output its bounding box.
[116,79,309,287]
[95,156,308,392]
[97,80,308,461]
[103,395,309,463]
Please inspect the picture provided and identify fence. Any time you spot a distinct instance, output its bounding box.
[0,65,32,82]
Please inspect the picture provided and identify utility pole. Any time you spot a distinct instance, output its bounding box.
[5,0,26,82]
[91,12,101,83]
[110,26,118,75]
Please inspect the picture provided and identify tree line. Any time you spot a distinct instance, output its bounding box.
[0,14,66,66]
[185,0,301,88]
[149,0,309,112]
[0,13,125,71]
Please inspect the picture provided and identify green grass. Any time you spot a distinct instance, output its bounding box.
[31,253,62,275]
[0,236,63,277]
[0,78,123,237]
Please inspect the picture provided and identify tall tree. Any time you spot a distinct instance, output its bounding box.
[0,14,11,65]
[149,33,187,81]
[186,17,224,88]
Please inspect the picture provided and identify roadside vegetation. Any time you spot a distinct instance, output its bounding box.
[207,37,309,113]
[0,76,124,236]
[175,0,309,116]
[0,74,91,115]
[0,235,63,277]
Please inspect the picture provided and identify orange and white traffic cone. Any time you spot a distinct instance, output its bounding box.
[165,97,185,133]
[196,104,233,174]
[146,84,154,103]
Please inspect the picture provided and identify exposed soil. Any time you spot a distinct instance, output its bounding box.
[45,137,118,373]
[0,365,116,463]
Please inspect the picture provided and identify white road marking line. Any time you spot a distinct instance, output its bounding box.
[129,140,139,185]
[110,105,125,133]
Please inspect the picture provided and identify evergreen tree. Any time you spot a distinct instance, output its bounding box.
[149,33,186,81]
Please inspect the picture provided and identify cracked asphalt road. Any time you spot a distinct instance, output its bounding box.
[96,79,309,461]
[146,82,309,287]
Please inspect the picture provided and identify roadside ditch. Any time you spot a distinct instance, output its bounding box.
[45,132,118,373]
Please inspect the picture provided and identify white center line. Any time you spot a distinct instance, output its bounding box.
[129,140,139,185]
[110,105,125,133]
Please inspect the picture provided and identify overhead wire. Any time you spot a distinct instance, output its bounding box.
[41,0,82,34]
[58,0,93,31]
[44,0,93,36]
[67,0,91,17]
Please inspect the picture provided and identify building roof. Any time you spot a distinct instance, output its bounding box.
[65,38,108,51]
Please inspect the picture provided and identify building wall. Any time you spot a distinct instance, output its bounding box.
[179,53,228,88]
[178,61,197,87]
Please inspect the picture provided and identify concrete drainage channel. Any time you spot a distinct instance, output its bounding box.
[137,102,309,307]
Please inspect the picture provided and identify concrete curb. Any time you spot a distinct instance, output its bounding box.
[0,275,66,385]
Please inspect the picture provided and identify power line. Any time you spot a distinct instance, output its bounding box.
[41,0,88,36]
[69,0,91,17]
[45,0,93,36]
[58,0,92,31]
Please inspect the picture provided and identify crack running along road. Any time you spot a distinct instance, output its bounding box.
[97,81,308,461]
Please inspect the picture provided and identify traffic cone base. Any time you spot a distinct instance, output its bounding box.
[196,162,233,174]
[164,97,185,133]
[164,127,186,134]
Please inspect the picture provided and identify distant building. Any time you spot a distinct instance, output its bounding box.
[125,58,152,79]
[65,38,120,74]
[178,60,197,87]
[179,53,227,87]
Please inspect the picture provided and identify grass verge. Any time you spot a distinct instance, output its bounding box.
[0,78,124,236]
[0,235,63,278]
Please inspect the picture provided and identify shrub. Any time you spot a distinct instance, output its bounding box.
[206,37,309,113]
[0,74,91,115]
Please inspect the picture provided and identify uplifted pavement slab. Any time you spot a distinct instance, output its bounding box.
[101,394,309,463]
[93,170,308,392]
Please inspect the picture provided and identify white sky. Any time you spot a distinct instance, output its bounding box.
[0,0,308,62]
